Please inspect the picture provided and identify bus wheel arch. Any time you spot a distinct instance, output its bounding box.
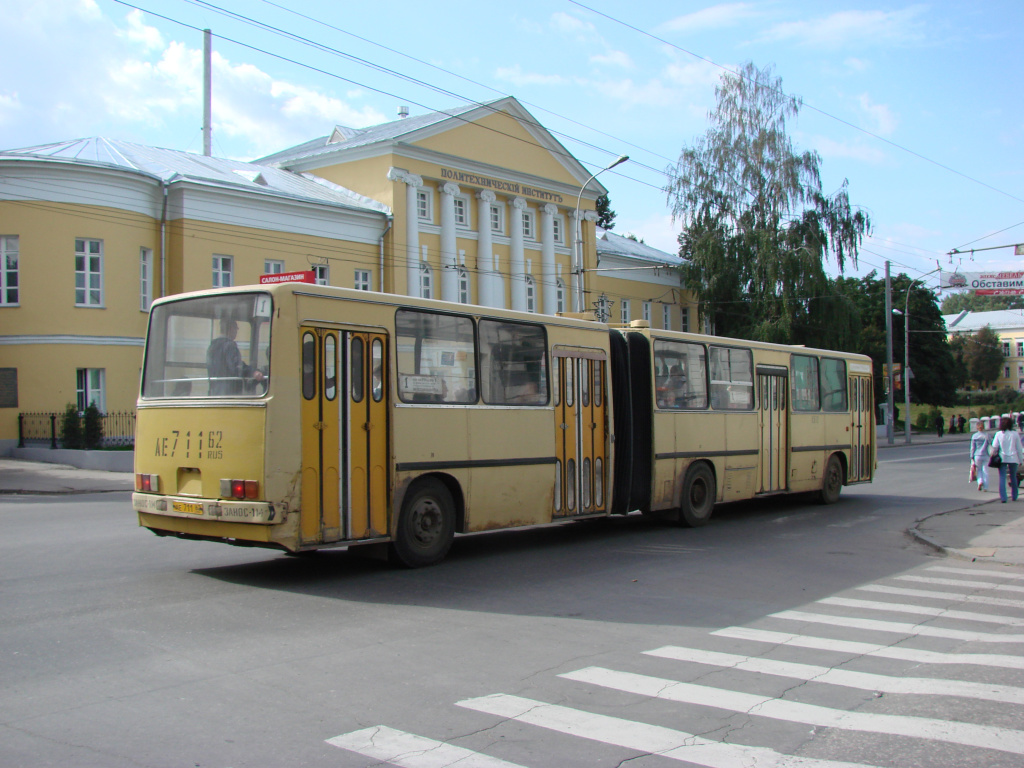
[818,453,845,505]
[390,475,458,568]
[679,461,716,527]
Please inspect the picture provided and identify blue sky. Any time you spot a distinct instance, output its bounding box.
[2,0,1022,291]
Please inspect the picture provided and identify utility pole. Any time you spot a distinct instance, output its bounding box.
[203,29,212,157]
[885,261,894,445]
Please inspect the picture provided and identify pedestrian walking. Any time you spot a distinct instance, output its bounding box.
[958,415,966,434]
[989,416,1024,502]
[935,414,944,438]
[970,420,990,492]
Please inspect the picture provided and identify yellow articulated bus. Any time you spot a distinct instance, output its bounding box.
[133,284,874,566]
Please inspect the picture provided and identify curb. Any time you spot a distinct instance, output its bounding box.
[906,499,1018,566]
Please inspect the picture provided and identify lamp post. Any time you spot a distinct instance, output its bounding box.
[903,267,941,444]
[574,155,628,312]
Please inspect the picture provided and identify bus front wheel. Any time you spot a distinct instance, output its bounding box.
[390,478,455,568]
[818,454,844,505]
[679,463,715,527]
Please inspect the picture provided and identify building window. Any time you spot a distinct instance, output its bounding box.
[458,267,470,304]
[556,279,566,314]
[1,235,18,306]
[416,189,433,222]
[681,306,689,332]
[76,368,106,412]
[662,303,671,330]
[621,299,630,324]
[354,269,371,291]
[526,275,536,313]
[643,302,651,323]
[313,264,329,285]
[490,203,504,234]
[264,259,284,274]
[522,211,535,240]
[212,255,232,288]
[75,238,103,306]
[1003,341,1011,357]
[552,215,565,244]
[1017,341,1023,357]
[139,248,153,311]
[420,262,432,299]
[453,196,469,228]
[1005,365,1011,379]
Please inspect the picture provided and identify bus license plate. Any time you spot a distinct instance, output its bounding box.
[172,501,204,515]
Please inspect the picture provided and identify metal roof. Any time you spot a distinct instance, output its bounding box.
[596,228,682,266]
[942,309,1024,332]
[0,137,391,215]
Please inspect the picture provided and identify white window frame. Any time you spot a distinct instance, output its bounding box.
[458,266,470,304]
[212,254,233,288]
[416,188,433,223]
[1005,365,1011,379]
[354,269,371,291]
[139,247,153,311]
[621,299,630,324]
[1017,341,1023,357]
[76,368,106,413]
[522,211,535,240]
[1003,341,1011,357]
[552,214,565,244]
[420,262,433,299]
[556,278,566,314]
[313,264,329,285]
[453,196,470,228]
[525,275,536,313]
[264,259,284,274]
[643,301,651,323]
[1,235,19,306]
[490,203,504,234]
[681,306,689,332]
[75,238,104,306]
[662,303,671,331]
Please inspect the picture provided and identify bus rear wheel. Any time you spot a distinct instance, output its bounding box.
[390,478,455,568]
[818,454,844,505]
[679,463,715,527]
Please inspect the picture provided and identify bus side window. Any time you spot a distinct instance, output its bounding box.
[302,332,316,400]
[371,338,384,402]
[351,336,364,402]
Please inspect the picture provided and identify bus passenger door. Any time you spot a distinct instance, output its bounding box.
[347,333,389,539]
[757,370,788,493]
[300,328,341,544]
[554,353,607,516]
[849,375,873,481]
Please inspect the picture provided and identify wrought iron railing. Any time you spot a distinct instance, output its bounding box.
[17,411,136,449]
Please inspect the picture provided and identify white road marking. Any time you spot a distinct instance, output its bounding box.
[858,583,1024,609]
[900,574,1024,593]
[712,626,1024,669]
[560,666,1024,755]
[928,565,1024,581]
[771,609,1024,642]
[820,596,1024,626]
[326,726,526,768]
[644,645,1024,705]
[458,693,885,768]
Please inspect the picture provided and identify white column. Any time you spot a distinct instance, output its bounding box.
[509,197,527,312]
[540,203,558,315]
[439,182,460,303]
[477,190,498,308]
[579,210,598,313]
[388,168,422,298]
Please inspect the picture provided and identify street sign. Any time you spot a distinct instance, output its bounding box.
[259,270,315,285]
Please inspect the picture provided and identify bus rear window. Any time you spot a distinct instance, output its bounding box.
[142,293,271,398]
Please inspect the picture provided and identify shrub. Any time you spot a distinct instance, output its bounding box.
[61,404,82,449]
[83,402,104,450]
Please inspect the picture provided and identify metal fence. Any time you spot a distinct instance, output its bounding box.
[17,411,136,449]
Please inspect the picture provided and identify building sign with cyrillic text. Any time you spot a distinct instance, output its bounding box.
[942,270,1024,296]
[439,168,564,204]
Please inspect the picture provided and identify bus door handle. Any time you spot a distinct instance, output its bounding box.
[313,421,326,431]
[362,422,372,431]
[559,423,568,430]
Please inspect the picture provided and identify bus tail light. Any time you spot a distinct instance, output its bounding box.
[136,473,160,493]
[220,479,259,500]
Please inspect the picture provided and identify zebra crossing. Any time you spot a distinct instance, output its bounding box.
[328,563,1024,767]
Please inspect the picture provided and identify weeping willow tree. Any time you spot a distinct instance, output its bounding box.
[667,62,871,347]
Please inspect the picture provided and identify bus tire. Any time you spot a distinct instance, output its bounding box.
[818,454,844,505]
[679,463,715,527]
[390,478,455,568]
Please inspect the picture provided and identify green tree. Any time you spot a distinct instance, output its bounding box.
[667,62,871,346]
[83,401,104,450]
[61,404,82,450]
[958,325,1004,389]
[941,291,1024,314]
[595,194,616,230]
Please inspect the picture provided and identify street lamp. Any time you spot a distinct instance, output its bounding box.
[574,155,628,312]
[903,267,941,444]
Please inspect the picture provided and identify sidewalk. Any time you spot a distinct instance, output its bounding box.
[1,455,1022,567]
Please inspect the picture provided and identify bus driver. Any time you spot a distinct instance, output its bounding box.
[207,318,264,395]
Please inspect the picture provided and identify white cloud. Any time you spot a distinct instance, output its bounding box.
[590,50,633,69]
[844,57,870,73]
[661,3,758,34]
[494,65,570,87]
[121,9,163,51]
[615,212,681,255]
[550,11,597,38]
[760,7,928,48]
[810,135,887,165]
[857,94,898,136]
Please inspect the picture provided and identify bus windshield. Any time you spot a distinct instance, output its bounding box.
[141,293,272,398]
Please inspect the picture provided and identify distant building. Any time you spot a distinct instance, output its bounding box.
[0,97,691,450]
[943,308,1024,391]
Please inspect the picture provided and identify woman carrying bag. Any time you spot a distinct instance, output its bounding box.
[989,417,1024,502]
[971,421,990,492]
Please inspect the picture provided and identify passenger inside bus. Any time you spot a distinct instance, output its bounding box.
[207,318,264,395]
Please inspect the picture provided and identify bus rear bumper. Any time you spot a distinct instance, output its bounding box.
[133,492,278,524]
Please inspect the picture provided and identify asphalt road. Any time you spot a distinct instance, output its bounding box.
[2,442,1022,768]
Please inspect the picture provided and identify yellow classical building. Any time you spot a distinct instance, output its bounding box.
[0,97,692,451]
